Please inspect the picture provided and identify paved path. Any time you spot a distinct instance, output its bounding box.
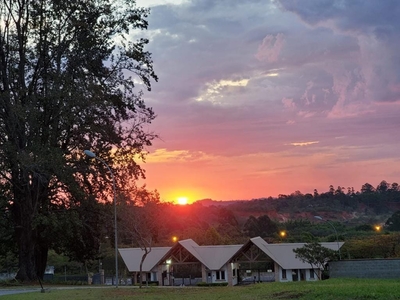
[0,288,42,297]
[0,285,127,297]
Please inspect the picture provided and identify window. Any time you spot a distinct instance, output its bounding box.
[233,269,236,277]
[216,271,225,280]
[282,269,287,279]
[310,269,315,279]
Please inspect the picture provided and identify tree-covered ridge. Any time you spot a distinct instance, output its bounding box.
[2,177,400,278]
[218,180,400,221]
[113,180,400,249]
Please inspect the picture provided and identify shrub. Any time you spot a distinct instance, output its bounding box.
[197,282,228,287]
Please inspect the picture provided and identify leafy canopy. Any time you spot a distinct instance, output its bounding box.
[0,0,158,281]
[293,242,338,279]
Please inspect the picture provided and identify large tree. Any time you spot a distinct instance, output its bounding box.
[293,242,337,280]
[385,211,400,231]
[0,0,157,281]
[243,215,278,240]
[119,186,161,288]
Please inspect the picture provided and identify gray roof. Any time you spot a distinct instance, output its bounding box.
[176,239,243,270]
[119,247,171,272]
[177,239,206,265]
[194,244,243,270]
[250,236,344,269]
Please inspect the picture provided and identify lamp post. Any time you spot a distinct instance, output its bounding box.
[314,215,341,260]
[84,150,119,287]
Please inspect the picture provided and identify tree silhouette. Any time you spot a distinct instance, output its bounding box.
[0,0,157,281]
[293,242,337,280]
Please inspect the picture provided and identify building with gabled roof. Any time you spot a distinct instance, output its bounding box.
[119,247,170,284]
[230,237,344,282]
[154,239,243,286]
[119,236,343,286]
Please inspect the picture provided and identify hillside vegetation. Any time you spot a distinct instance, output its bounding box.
[3,180,400,278]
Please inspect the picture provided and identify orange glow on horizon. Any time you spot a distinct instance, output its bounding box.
[176,196,188,205]
[158,189,204,205]
[139,142,400,201]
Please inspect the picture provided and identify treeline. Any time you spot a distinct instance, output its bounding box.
[226,180,400,218]
[3,180,400,277]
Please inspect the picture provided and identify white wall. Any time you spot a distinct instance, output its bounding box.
[276,266,318,282]
[210,268,226,283]
[231,263,239,286]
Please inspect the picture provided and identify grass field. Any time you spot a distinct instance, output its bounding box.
[2,278,400,300]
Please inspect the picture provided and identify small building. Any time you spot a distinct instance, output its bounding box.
[119,247,170,284]
[157,239,243,286]
[119,237,344,286]
[232,237,344,282]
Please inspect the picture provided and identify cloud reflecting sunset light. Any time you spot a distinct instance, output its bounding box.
[135,0,400,202]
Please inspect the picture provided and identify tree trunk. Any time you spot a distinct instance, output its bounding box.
[12,169,49,281]
[139,251,149,289]
[14,216,49,281]
[35,243,49,279]
[15,229,48,281]
[15,219,37,281]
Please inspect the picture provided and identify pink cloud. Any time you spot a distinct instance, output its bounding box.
[282,97,296,109]
[301,81,316,105]
[256,33,285,62]
[297,110,316,118]
[137,1,400,201]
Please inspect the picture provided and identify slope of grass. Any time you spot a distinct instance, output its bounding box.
[2,278,400,300]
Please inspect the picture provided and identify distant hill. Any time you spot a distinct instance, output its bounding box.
[195,199,238,207]
[194,183,400,226]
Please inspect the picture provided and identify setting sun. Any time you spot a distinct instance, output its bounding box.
[177,196,188,205]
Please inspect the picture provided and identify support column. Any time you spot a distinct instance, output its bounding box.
[227,264,233,286]
[201,265,207,283]
[274,263,279,282]
[157,265,163,286]
[100,269,104,285]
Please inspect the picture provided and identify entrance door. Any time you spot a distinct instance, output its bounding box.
[300,269,306,281]
[292,270,299,281]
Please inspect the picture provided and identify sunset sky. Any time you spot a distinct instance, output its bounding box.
[134,0,400,203]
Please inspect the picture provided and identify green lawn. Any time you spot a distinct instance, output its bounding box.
[3,278,400,300]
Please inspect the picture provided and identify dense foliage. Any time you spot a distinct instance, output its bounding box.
[226,181,400,218]
[0,0,157,281]
[293,242,338,279]
[3,127,400,282]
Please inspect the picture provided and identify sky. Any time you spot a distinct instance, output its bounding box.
[133,0,400,203]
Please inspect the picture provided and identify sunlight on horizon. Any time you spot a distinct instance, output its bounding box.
[177,196,188,205]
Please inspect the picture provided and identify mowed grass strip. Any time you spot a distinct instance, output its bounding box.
[3,278,400,300]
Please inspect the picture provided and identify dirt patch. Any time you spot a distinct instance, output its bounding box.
[271,291,307,299]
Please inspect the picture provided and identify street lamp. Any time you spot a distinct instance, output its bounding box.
[314,215,341,260]
[84,150,119,287]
